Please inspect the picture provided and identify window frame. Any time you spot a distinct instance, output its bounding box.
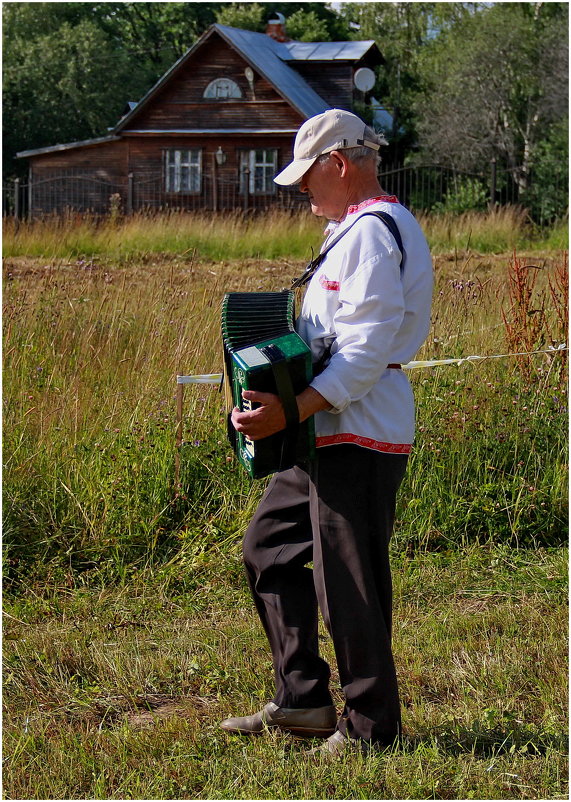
[239,148,278,196]
[203,78,242,100]
[164,148,202,194]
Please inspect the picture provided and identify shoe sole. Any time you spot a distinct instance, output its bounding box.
[221,723,336,738]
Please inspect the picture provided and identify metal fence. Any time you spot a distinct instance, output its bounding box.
[377,161,566,223]
[2,160,566,223]
[2,168,308,220]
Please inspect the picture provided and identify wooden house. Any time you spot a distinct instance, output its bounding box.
[16,17,383,215]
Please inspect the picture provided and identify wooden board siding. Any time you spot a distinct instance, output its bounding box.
[291,62,354,110]
[114,133,299,211]
[126,33,303,132]
[27,141,129,215]
[137,101,300,130]
[24,130,302,214]
[29,140,128,174]
[124,133,294,174]
[161,36,280,102]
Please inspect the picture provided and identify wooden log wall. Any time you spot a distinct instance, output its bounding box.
[126,34,303,132]
[290,62,354,110]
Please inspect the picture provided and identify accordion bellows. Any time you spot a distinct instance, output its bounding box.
[222,290,316,479]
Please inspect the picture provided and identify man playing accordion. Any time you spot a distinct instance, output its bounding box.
[222,109,433,756]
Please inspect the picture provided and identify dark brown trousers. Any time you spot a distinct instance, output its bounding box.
[242,444,408,744]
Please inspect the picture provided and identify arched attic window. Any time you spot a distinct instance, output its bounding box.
[203,78,242,99]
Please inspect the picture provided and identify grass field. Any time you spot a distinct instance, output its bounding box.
[2,210,568,799]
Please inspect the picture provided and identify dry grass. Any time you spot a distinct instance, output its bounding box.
[3,206,568,261]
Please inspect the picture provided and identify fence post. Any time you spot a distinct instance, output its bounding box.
[243,168,250,213]
[13,178,20,221]
[212,154,218,212]
[489,158,497,210]
[27,171,33,220]
[127,172,134,215]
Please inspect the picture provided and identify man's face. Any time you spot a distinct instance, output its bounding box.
[299,153,347,221]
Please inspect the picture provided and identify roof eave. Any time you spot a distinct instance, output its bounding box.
[16,135,121,159]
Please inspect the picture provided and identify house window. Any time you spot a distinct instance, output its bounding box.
[203,78,242,99]
[240,149,278,195]
[165,149,201,193]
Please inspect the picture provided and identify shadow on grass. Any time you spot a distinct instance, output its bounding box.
[404,722,568,758]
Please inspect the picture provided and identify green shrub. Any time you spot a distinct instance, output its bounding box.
[432,177,489,214]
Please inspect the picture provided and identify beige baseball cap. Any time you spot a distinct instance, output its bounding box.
[274,108,382,186]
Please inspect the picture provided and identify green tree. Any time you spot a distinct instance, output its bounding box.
[3,17,143,175]
[520,117,569,223]
[92,2,220,68]
[215,2,347,39]
[215,2,265,32]
[286,9,332,42]
[414,2,569,190]
[339,2,473,157]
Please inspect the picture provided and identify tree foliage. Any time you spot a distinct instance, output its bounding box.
[214,2,346,39]
[340,2,473,154]
[414,2,569,185]
[3,14,142,174]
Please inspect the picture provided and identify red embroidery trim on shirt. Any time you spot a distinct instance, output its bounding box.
[316,433,412,454]
[319,275,340,291]
[347,196,399,215]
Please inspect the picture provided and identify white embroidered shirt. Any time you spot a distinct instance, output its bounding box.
[296,197,433,453]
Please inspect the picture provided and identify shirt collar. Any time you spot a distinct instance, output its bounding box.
[346,195,399,215]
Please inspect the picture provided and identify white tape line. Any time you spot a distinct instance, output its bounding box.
[177,344,567,385]
[177,374,222,384]
[406,342,567,369]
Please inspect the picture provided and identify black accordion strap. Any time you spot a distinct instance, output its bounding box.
[260,344,299,471]
[291,210,405,289]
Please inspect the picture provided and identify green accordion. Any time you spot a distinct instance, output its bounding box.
[222,290,316,479]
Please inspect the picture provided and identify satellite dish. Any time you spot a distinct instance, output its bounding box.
[244,67,254,83]
[354,68,375,92]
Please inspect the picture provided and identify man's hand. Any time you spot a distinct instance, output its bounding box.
[231,386,332,441]
[231,390,286,441]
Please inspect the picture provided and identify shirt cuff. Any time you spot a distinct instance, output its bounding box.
[310,371,351,414]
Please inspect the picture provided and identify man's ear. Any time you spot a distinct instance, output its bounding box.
[328,150,350,178]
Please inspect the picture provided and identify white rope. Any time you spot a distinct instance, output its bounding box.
[177,343,567,385]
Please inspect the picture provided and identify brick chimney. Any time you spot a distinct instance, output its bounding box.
[266,12,289,42]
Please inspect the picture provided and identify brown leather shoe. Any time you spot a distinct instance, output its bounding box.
[220,702,336,737]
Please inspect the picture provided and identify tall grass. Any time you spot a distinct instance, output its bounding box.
[3,240,568,584]
[3,209,324,261]
[416,205,568,253]
[3,207,568,261]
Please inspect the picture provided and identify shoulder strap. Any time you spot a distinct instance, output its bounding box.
[291,210,405,289]
[365,211,405,269]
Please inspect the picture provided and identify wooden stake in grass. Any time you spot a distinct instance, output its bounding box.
[175,376,184,492]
